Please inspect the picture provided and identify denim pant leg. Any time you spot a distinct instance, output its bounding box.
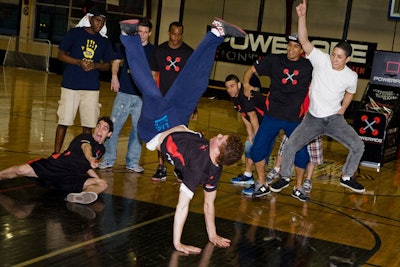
[103,92,132,164]
[121,34,168,142]
[325,114,364,177]
[280,114,324,178]
[251,115,282,163]
[282,120,310,169]
[165,32,224,124]
[126,95,143,167]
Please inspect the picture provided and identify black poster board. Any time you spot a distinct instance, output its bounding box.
[356,50,400,170]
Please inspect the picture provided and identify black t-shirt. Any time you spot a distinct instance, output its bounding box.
[230,88,266,123]
[160,132,221,194]
[255,54,313,122]
[149,41,193,96]
[46,133,105,175]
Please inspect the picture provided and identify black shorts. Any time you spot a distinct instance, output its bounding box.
[29,158,88,192]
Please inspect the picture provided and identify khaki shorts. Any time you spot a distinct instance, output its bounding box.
[57,87,101,128]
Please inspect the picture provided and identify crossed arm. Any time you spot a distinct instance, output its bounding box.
[58,49,110,72]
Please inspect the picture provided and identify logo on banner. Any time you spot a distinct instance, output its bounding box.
[359,115,380,136]
[386,61,400,74]
[370,51,400,87]
[357,113,386,144]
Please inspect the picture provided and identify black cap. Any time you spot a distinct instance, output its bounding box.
[286,33,300,44]
[89,6,107,19]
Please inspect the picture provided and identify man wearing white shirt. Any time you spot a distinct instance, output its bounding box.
[275,0,365,193]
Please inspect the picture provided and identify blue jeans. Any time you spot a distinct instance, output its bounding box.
[121,32,224,142]
[102,92,143,167]
[250,115,309,169]
[280,113,364,178]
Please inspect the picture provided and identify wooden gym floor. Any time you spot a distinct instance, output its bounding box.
[0,66,399,267]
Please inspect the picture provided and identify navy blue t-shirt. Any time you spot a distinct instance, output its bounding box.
[116,42,154,95]
[59,27,115,90]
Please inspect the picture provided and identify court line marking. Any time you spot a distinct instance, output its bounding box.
[11,212,175,267]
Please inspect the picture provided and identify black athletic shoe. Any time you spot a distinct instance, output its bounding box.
[340,176,365,193]
[174,168,184,183]
[252,184,271,198]
[212,17,247,38]
[291,187,310,202]
[270,178,290,192]
[152,165,167,182]
[120,19,139,36]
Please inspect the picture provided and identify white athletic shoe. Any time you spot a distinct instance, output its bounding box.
[66,192,98,204]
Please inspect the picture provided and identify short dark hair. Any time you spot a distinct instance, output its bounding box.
[216,133,243,166]
[225,74,240,83]
[335,41,353,57]
[98,116,113,132]
[89,5,107,19]
[139,17,152,31]
[169,21,184,32]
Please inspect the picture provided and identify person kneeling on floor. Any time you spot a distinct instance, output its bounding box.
[0,116,113,205]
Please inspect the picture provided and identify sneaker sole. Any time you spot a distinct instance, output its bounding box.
[214,17,247,38]
[98,165,113,169]
[340,182,366,193]
[253,191,270,198]
[231,180,255,185]
[66,192,98,205]
[152,177,167,182]
[291,193,310,202]
[126,167,144,173]
[270,183,290,193]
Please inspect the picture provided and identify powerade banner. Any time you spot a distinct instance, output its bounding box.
[355,51,400,167]
[370,50,400,87]
[354,110,399,165]
[214,29,377,79]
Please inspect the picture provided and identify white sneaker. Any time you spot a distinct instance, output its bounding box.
[98,161,113,169]
[126,164,144,173]
[66,192,98,204]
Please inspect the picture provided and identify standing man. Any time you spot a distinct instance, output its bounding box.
[54,6,115,153]
[98,17,154,172]
[241,33,313,198]
[277,0,365,193]
[149,21,194,182]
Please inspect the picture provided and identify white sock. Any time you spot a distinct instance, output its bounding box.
[342,175,351,181]
[211,28,221,37]
[274,166,280,172]
[244,172,252,177]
